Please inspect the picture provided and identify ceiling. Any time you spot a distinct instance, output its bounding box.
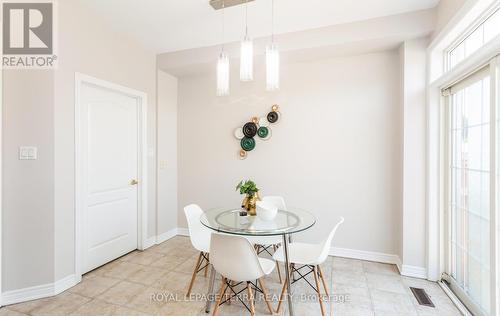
[82,0,440,54]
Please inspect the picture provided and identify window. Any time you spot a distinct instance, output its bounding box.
[448,71,491,314]
[443,55,500,315]
[448,7,500,70]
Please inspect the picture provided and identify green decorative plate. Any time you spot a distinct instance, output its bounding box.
[240,137,256,151]
[257,126,269,138]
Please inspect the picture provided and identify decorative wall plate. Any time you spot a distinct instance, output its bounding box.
[257,126,269,138]
[240,137,256,151]
[234,127,244,139]
[267,111,279,123]
[260,127,272,140]
[258,117,269,127]
[243,122,258,137]
[234,105,281,158]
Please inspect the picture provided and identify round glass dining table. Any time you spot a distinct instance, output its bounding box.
[200,207,316,316]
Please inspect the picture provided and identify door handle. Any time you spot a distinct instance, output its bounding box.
[130,179,138,186]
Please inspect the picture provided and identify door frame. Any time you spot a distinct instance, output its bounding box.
[74,73,148,281]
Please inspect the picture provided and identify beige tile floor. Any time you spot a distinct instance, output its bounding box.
[1,236,462,316]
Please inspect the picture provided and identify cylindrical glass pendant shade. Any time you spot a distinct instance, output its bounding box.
[240,36,253,81]
[216,52,229,96]
[266,43,279,91]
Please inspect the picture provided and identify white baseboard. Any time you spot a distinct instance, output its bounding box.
[156,228,179,244]
[143,228,183,249]
[330,247,427,279]
[2,274,78,306]
[143,237,156,250]
[176,227,189,237]
[53,274,78,295]
[400,264,427,279]
[330,246,401,266]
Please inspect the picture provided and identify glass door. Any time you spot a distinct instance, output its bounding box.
[446,67,492,315]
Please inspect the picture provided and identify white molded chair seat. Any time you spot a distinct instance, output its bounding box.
[210,233,275,315]
[273,242,324,266]
[273,217,344,316]
[273,217,344,266]
[184,204,213,297]
[258,258,276,275]
[184,204,212,253]
[192,234,210,254]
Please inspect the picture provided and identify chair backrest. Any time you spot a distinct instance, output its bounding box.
[184,204,211,252]
[262,195,287,210]
[210,233,266,282]
[317,216,345,264]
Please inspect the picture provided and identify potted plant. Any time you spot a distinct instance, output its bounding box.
[236,180,260,216]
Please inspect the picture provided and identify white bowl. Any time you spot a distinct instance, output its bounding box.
[256,201,278,221]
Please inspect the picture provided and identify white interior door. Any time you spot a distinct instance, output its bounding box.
[80,82,139,273]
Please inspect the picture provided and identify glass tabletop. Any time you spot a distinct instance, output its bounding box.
[200,207,316,236]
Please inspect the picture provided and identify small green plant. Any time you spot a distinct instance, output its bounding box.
[236,180,259,197]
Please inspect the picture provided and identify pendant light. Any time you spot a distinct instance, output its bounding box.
[240,0,253,81]
[266,0,279,90]
[216,2,229,96]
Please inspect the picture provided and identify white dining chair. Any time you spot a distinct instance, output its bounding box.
[184,204,212,296]
[246,195,287,283]
[210,233,275,316]
[262,195,287,210]
[273,216,345,316]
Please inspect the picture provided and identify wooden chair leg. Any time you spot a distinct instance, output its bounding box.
[212,277,227,316]
[317,265,330,296]
[204,253,209,277]
[273,245,282,284]
[247,282,255,316]
[186,252,203,297]
[276,279,287,314]
[313,266,326,316]
[276,263,293,314]
[227,280,233,305]
[258,278,274,315]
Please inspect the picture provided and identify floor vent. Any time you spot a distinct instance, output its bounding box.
[410,287,435,308]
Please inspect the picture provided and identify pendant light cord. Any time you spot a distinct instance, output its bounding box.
[221,1,225,51]
[245,0,249,38]
[271,0,274,43]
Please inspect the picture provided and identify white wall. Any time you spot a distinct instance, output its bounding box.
[434,0,468,36]
[53,0,157,281]
[157,70,178,236]
[2,70,55,291]
[2,0,158,294]
[177,51,403,255]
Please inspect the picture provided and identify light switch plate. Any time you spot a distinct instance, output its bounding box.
[159,160,167,170]
[19,146,38,160]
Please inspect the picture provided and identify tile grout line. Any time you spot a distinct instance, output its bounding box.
[362,262,377,313]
